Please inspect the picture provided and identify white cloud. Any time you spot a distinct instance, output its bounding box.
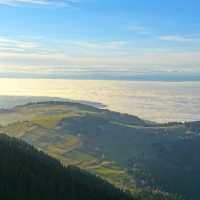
[18,35,44,39]
[158,35,200,42]
[0,37,58,54]
[68,0,86,2]
[0,47,24,51]
[0,0,68,8]
[129,25,151,35]
[72,41,127,50]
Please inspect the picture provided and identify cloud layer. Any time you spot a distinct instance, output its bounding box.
[0,79,199,123]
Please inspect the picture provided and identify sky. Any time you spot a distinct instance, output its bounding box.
[0,0,200,79]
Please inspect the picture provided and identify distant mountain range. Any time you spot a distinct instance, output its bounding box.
[1,72,200,82]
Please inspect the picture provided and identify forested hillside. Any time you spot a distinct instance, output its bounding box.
[0,133,185,200]
[0,133,135,200]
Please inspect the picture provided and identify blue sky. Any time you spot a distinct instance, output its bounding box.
[0,0,200,78]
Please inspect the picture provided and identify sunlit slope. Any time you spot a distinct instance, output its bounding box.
[0,101,145,126]
[0,102,80,126]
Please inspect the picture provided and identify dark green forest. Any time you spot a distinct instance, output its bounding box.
[0,133,134,200]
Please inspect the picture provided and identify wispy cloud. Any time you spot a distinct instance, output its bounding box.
[72,41,127,50]
[129,25,151,35]
[18,35,44,39]
[0,47,24,51]
[1,36,200,70]
[0,0,69,8]
[0,37,42,51]
[0,37,58,54]
[158,35,200,42]
[68,0,86,2]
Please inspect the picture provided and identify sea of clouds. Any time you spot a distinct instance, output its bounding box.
[0,78,199,123]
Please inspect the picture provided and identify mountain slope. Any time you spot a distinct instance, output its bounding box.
[0,101,196,199]
[0,133,135,200]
